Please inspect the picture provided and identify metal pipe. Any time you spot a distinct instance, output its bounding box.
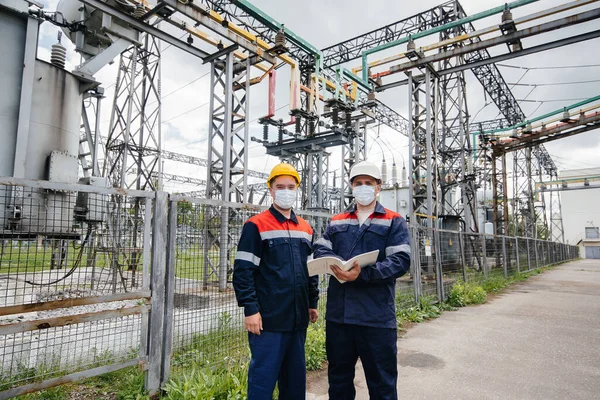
[233,0,321,56]
[407,72,415,224]
[387,7,600,76]
[484,94,600,135]
[425,69,433,225]
[361,0,539,82]
[92,94,102,177]
[359,0,599,73]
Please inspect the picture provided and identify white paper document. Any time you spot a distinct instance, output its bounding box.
[308,250,379,283]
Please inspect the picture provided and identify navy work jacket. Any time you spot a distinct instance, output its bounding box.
[233,206,319,332]
[313,202,411,329]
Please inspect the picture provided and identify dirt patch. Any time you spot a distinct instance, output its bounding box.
[306,364,329,396]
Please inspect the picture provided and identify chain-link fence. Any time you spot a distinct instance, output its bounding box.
[0,177,580,398]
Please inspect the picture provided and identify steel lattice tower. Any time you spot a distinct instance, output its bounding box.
[204,51,251,290]
[104,34,162,191]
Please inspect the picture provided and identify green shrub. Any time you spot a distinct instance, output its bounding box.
[447,281,487,307]
[305,323,326,371]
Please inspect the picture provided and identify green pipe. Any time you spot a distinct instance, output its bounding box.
[540,175,600,185]
[340,67,371,92]
[233,0,321,56]
[482,94,600,135]
[361,0,539,82]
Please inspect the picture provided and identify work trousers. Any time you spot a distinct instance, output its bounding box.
[248,329,307,400]
[327,320,398,400]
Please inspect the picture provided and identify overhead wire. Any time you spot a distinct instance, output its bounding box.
[498,63,600,70]
[507,79,600,87]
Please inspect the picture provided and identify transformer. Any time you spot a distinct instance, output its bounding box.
[1,2,84,237]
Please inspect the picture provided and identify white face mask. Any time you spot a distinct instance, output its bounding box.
[353,185,376,206]
[274,189,297,210]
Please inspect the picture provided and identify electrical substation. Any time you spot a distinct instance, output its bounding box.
[0,0,597,396]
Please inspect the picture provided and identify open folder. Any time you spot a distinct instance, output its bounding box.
[308,250,379,283]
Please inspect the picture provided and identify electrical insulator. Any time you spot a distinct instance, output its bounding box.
[368,91,376,101]
[391,162,398,186]
[466,157,473,174]
[134,3,145,19]
[332,109,339,125]
[501,6,513,24]
[309,120,316,136]
[275,25,286,47]
[407,38,416,52]
[381,158,388,186]
[295,117,301,134]
[263,124,269,142]
[345,112,351,128]
[278,125,284,142]
[50,33,66,70]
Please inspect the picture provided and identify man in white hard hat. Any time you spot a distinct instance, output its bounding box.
[313,160,411,400]
[233,163,319,400]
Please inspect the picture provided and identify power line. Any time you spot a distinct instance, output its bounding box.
[158,71,211,102]
[547,152,600,170]
[507,79,600,87]
[517,98,590,103]
[162,101,210,124]
[498,63,600,70]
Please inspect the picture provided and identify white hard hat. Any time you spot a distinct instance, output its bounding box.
[350,161,381,182]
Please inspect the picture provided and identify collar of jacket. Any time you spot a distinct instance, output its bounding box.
[269,205,299,224]
[347,201,386,215]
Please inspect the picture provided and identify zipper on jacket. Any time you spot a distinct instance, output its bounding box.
[285,219,299,328]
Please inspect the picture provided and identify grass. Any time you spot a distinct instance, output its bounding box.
[395,294,456,331]
[0,243,228,286]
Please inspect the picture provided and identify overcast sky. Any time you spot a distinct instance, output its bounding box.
[37,0,600,192]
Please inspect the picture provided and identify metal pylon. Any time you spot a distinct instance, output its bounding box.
[340,118,367,211]
[204,51,250,290]
[491,152,509,235]
[408,69,439,227]
[436,4,477,231]
[549,180,565,243]
[104,34,161,191]
[512,148,535,237]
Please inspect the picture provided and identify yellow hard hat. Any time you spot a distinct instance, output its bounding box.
[267,163,301,188]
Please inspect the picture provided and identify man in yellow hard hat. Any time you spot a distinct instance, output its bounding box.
[233,163,319,400]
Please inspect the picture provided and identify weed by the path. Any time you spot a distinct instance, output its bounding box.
[447,281,487,307]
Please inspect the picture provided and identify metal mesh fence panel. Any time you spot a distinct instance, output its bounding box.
[437,229,461,301]
[168,199,256,371]
[0,179,152,395]
[486,235,504,280]
[462,233,485,283]
[411,227,438,298]
[505,237,518,276]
